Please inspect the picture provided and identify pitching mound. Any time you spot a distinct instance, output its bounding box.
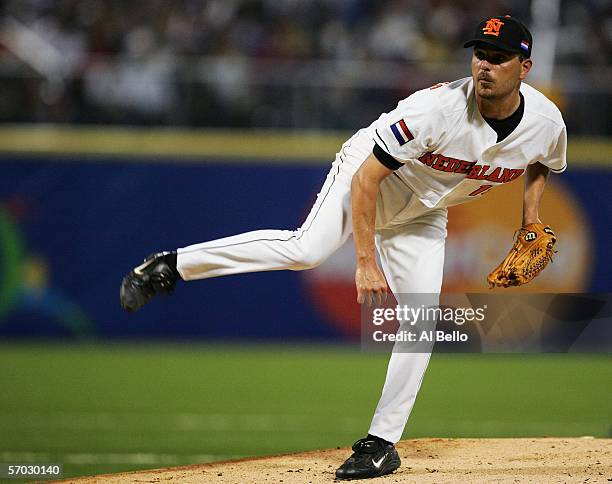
[64,438,610,483]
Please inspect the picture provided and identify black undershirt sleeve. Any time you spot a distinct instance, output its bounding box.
[373,143,403,171]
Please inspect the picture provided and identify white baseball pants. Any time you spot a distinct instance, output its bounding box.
[177,128,447,444]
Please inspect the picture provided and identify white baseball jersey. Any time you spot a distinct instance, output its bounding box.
[369,77,567,209]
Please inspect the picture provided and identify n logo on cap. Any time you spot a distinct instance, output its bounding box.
[482,18,504,36]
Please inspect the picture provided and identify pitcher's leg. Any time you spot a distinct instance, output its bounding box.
[176,129,374,281]
[120,130,372,313]
[176,200,351,279]
[367,351,432,443]
[177,162,353,280]
[368,217,447,443]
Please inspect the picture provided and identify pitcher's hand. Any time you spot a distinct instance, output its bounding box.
[355,260,389,306]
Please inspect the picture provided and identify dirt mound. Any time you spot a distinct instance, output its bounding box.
[62,438,611,483]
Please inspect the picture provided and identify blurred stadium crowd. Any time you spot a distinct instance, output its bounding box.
[0,0,610,132]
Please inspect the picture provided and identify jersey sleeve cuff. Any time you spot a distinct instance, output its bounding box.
[549,163,567,173]
[373,143,403,171]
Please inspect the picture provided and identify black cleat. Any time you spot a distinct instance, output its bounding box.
[335,436,401,480]
[120,252,179,312]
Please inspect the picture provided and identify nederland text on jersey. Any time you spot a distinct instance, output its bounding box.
[418,152,524,183]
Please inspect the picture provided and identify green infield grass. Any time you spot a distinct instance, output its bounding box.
[0,344,609,479]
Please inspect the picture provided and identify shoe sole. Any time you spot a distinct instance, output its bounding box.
[120,254,177,312]
[120,275,151,312]
[335,457,401,480]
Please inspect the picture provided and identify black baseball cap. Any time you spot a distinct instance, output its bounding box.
[464,15,532,58]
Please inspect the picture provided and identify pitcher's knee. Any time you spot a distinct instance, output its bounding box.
[290,245,330,270]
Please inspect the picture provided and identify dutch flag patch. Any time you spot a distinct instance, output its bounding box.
[390,119,414,146]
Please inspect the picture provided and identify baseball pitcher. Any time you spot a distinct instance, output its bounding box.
[120,16,565,480]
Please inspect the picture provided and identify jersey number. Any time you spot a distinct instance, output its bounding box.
[468,185,494,197]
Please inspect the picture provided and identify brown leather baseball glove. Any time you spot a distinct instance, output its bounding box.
[487,223,557,288]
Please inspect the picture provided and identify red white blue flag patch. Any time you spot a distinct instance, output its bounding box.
[390,119,414,146]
